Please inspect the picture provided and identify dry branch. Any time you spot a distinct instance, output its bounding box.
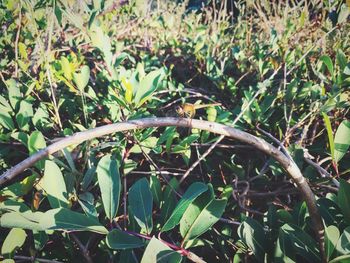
[0,117,325,260]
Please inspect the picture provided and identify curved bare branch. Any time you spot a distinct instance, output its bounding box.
[0,117,325,260]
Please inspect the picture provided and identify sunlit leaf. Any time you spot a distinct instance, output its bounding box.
[96,154,121,220]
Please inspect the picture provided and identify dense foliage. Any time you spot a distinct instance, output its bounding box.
[0,0,350,262]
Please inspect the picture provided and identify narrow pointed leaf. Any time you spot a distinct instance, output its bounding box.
[162,182,207,232]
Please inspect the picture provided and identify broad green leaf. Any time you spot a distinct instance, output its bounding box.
[317,198,343,226]
[338,179,350,223]
[7,79,21,110]
[322,113,335,160]
[40,160,69,209]
[160,178,180,224]
[0,111,14,130]
[150,175,162,208]
[61,56,73,80]
[16,100,33,131]
[96,154,121,220]
[106,229,144,249]
[0,211,44,231]
[335,226,350,256]
[39,208,108,234]
[1,228,27,255]
[238,217,267,260]
[162,182,208,232]
[320,55,334,76]
[274,227,296,263]
[180,192,227,245]
[128,178,153,234]
[141,237,182,263]
[134,69,164,107]
[325,225,340,260]
[28,131,46,155]
[334,120,350,163]
[130,136,158,154]
[78,192,98,218]
[73,65,90,92]
[279,224,320,262]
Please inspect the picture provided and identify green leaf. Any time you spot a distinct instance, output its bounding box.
[0,111,15,130]
[39,208,108,234]
[320,55,334,76]
[160,178,179,224]
[150,175,162,208]
[33,230,48,251]
[1,228,27,255]
[322,113,335,160]
[278,224,320,262]
[238,218,267,260]
[106,229,144,249]
[41,160,69,209]
[336,49,347,71]
[274,227,296,262]
[28,131,46,154]
[96,154,121,220]
[162,182,208,232]
[338,179,350,224]
[128,178,153,234]
[78,192,98,218]
[7,79,21,110]
[335,226,350,256]
[334,120,350,163]
[73,65,90,92]
[180,192,227,245]
[134,69,164,107]
[60,56,73,80]
[0,211,44,231]
[141,237,182,263]
[325,225,340,260]
[16,100,33,131]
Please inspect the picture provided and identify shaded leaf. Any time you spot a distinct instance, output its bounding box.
[39,208,108,234]
[128,178,153,234]
[238,217,267,260]
[106,229,144,249]
[162,182,207,232]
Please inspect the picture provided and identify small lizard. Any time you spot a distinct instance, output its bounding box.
[175,103,221,118]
